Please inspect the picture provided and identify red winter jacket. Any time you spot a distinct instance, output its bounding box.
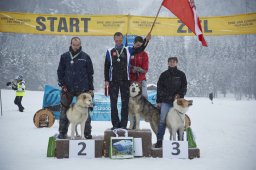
[130,51,148,83]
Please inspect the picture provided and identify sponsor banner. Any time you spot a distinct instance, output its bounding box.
[42,85,157,121]
[0,12,127,36]
[0,11,255,36]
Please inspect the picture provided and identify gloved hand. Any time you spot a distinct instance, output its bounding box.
[133,66,145,73]
[175,94,180,99]
[61,86,68,92]
[137,67,145,73]
[12,85,17,90]
[6,82,11,86]
[145,33,151,42]
[132,66,138,73]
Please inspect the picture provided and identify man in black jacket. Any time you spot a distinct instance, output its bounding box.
[155,57,187,148]
[57,37,94,139]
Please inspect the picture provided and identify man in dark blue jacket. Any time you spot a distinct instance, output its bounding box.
[104,32,150,130]
[155,57,187,148]
[57,37,94,139]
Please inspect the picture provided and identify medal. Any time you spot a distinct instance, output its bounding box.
[115,47,124,63]
[69,51,81,65]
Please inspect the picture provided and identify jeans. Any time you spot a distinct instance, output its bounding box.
[156,102,173,141]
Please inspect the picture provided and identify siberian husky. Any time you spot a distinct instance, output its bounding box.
[129,82,160,134]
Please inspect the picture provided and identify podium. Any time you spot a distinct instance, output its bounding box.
[151,147,200,159]
[55,136,104,158]
[104,129,152,157]
[54,129,200,159]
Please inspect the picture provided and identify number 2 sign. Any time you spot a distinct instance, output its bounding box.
[69,140,95,158]
[163,140,188,159]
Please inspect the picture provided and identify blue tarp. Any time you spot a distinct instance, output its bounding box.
[42,85,156,121]
[122,35,137,47]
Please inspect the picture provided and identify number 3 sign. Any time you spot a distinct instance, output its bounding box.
[163,140,188,159]
[69,140,95,158]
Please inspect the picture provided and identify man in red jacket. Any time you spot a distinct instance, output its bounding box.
[130,36,149,98]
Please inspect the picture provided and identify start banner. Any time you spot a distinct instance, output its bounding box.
[0,11,255,36]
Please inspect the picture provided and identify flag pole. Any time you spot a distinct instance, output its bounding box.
[126,14,130,47]
[149,1,163,34]
[0,89,3,116]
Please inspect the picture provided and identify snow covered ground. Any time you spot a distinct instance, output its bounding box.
[0,89,255,170]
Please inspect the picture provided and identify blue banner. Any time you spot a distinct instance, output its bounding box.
[123,35,137,47]
[42,85,156,121]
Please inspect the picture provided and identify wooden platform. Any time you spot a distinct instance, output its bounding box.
[104,129,152,157]
[151,147,200,159]
[55,136,104,159]
[54,129,200,159]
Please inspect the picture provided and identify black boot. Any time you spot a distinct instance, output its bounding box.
[57,133,67,139]
[85,134,92,139]
[84,113,92,139]
[154,140,162,148]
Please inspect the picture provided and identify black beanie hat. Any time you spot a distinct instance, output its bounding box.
[134,36,143,43]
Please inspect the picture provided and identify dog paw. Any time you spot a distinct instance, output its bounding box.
[71,136,75,140]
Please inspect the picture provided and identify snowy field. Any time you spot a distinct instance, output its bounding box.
[0,89,255,170]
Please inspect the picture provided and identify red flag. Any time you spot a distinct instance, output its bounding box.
[162,0,208,46]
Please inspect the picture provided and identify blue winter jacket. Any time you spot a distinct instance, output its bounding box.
[57,48,94,92]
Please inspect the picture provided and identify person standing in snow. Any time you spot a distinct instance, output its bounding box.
[104,32,151,130]
[57,37,94,139]
[209,92,213,104]
[6,75,26,112]
[130,36,149,98]
[154,57,187,148]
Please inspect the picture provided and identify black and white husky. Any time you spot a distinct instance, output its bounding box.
[129,82,160,134]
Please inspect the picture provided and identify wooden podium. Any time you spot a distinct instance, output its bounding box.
[151,147,200,159]
[54,129,200,159]
[55,136,104,158]
[104,129,152,157]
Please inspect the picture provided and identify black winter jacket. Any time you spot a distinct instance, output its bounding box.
[57,47,94,92]
[156,67,187,104]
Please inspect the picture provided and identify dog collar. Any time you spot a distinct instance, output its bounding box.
[175,109,185,122]
[175,109,185,114]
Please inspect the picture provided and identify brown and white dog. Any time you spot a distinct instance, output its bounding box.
[166,98,193,141]
[67,93,93,139]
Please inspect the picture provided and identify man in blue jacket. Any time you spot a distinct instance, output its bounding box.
[57,37,94,139]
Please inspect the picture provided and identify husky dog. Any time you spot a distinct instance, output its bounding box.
[67,93,93,139]
[129,82,160,134]
[166,98,193,141]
